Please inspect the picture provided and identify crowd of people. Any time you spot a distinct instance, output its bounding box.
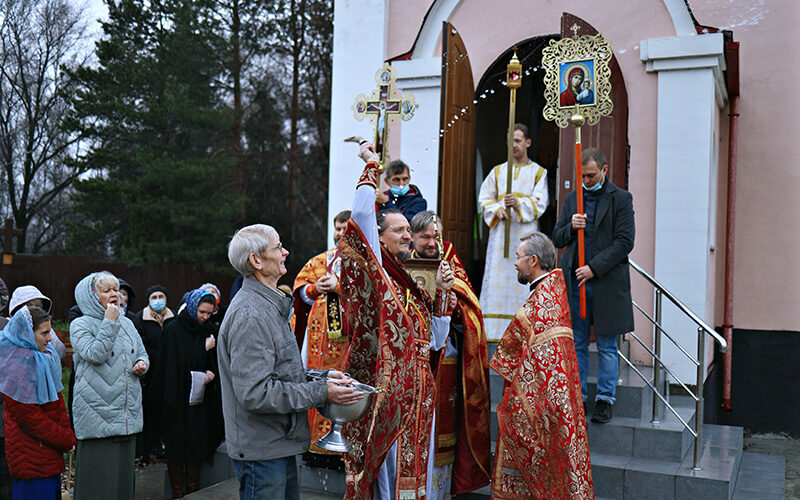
[0,277,230,499]
[0,131,635,500]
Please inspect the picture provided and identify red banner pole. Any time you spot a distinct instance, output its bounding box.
[572,109,586,319]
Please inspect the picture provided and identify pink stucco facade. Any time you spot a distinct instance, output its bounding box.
[382,0,799,337]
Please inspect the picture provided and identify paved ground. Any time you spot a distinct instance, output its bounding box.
[132,432,800,499]
[744,432,799,499]
[132,465,337,499]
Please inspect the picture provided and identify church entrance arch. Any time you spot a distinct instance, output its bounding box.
[438,14,629,293]
[471,35,561,290]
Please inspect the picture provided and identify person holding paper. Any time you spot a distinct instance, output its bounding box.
[154,289,224,498]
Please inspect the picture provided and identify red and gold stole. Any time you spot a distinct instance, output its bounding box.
[292,249,348,455]
[415,242,492,494]
[340,220,436,500]
[489,270,594,500]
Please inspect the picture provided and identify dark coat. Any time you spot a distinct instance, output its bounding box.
[135,307,176,398]
[378,184,428,222]
[551,180,635,336]
[152,309,223,461]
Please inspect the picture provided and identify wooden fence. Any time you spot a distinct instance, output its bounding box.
[0,254,237,321]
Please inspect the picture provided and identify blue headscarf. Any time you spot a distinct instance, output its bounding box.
[184,289,215,324]
[0,307,62,404]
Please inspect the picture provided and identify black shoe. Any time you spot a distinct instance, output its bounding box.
[591,400,612,424]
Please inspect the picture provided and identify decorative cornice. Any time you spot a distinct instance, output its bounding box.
[641,33,728,107]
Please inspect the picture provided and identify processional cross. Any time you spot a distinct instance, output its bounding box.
[2,218,22,265]
[352,63,418,165]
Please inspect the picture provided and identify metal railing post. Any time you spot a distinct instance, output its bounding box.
[651,290,663,423]
[693,327,705,470]
[618,334,624,384]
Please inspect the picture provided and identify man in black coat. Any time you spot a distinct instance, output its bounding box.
[552,148,635,424]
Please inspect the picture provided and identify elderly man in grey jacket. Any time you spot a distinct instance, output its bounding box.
[218,224,362,500]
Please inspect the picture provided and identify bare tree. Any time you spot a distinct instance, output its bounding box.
[0,0,89,252]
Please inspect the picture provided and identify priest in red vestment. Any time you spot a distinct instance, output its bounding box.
[292,210,351,456]
[409,211,491,496]
[339,142,455,499]
[490,231,593,499]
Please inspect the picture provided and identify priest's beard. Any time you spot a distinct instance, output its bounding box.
[417,248,439,259]
[517,269,531,285]
[397,251,412,262]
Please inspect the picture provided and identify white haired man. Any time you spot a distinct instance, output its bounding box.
[217,224,362,500]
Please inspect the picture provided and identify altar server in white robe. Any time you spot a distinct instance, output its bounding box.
[478,123,548,341]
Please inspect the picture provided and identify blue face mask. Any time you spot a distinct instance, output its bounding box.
[390,184,410,196]
[150,299,166,313]
[119,300,127,315]
[583,179,604,192]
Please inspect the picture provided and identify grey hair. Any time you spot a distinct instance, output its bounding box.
[376,208,403,235]
[92,271,120,292]
[520,231,556,272]
[410,210,438,235]
[228,224,279,276]
[199,282,221,298]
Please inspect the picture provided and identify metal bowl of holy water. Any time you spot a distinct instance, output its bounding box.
[315,382,377,453]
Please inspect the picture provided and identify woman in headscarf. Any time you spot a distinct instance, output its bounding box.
[155,289,223,498]
[0,306,76,499]
[198,282,226,328]
[70,271,149,500]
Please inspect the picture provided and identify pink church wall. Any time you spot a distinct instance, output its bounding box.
[691,0,800,331]
[384,0,800,335]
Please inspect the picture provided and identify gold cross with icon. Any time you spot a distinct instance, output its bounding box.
[352,63,418,165]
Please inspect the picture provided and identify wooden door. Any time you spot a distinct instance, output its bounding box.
[557,13,629,210]
[438,22,477,276]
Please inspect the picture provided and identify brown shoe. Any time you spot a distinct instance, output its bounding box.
[167,460,185,498]
[185,459,202,494]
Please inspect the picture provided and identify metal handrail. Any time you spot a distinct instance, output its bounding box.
[629,259,727,352]
[632,301,699,365]
[624,325,699,401]
[624,259,727,470]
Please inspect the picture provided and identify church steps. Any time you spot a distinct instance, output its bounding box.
[291,342,786,500]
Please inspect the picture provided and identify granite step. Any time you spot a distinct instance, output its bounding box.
[587,401,697,461]
[591,423,747,499]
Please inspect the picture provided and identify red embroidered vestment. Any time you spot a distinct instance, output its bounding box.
[489,269,594,499]
[413,242,492,494]
[340,220,437,500]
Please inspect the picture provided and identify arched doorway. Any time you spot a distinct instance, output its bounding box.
[471,36,561,290]
[437,14,629,294]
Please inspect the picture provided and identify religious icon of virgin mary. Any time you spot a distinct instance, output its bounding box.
[559,61,594,107]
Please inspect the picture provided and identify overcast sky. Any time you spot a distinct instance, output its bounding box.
[78,0,108,38]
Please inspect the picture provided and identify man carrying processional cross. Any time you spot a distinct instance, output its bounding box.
[478,123,549,341]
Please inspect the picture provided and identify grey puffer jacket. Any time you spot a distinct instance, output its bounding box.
[217,277,328,461]
[70,274,149,440]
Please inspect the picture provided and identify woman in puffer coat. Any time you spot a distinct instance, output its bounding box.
[0,306,76,499]
[70,271,149,500]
